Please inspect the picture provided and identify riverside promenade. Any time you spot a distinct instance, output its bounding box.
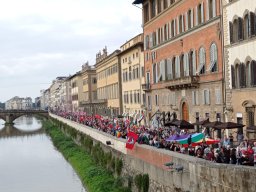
[50,113,256,192]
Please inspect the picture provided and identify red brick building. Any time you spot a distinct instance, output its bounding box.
[134,0,224,131]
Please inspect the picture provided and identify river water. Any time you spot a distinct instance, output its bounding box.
[0,116,87,192]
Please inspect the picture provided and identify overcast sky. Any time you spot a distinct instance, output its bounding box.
[0,0,142,102]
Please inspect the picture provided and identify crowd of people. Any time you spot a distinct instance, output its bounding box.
[52,110,256,166]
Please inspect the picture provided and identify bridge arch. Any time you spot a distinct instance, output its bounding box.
[0,110,49,124]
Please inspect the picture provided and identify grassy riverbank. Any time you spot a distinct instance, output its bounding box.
[43,120,130,192]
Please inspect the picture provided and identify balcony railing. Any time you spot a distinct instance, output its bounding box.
[142,83,151,91]
[165,75,200,90]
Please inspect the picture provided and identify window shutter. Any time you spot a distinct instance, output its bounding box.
[201,2,204,23]
[196,90,199,105]
[162,26,165,42]
[251,60,256,86]
[202,90,205,105]
[191,8,194,28]
[213,0,216,17]
[156,29,159,45]
[206,0,209,21]
[240,63,246,88]
[167,59,172,80]
[186,12,189,31]
[250,12,255,37]
[185,53,189,76]
[231,65,236,88]
[192,91,195,105]
[149,33,153,48]
[215,88,221,104]
[229,22,233,44]
[169,21,173,38]
[182,15,184,32]
[177,17,180,34]
[144,36,146,50]
[173,19,176,36]
[238,17,243,40]
[193,50,197,75]
[207,89,210,104]
[176,56,180,78]
[196,6,198,26]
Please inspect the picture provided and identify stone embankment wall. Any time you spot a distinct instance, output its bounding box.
[50,114,256,192]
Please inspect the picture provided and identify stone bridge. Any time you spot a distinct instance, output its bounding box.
[0,110,49,124]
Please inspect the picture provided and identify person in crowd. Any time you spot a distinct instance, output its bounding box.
[52,109,256,167]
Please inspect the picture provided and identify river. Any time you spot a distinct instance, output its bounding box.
[0,116,87,192]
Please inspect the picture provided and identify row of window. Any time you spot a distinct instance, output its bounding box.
[123,66,145,82]
[97,83,119,100]
[123,90,142,104]
[229,10,256,44]
[144,0,217,49]
[122,52,139,64]
[97,64,118,80]
[150,43,218,84]
[147,88,221,109]
[83,77,97,86]
[231,60,256,89]
[144,0,176,23]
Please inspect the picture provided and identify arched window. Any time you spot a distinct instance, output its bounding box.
[244,14,250,40]
[246,61,251,87]
[198,47,206,75]
[209,43,218,72]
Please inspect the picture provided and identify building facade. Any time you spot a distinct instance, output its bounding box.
[134,0,224,127]
[119,33,146,123]
[48,77,67,111]
[94,47,122,117]
[223,0,256,138]
[40,89,50,110]
[69,72,83,112]
[80,62,97,114]
[5,96,33,110]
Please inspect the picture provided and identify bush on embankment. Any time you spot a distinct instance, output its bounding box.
[43,119,131,192]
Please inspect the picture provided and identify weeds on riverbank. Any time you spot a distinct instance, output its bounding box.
[43,120,131,192]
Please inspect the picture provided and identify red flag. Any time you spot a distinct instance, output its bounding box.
[126,131,138,150]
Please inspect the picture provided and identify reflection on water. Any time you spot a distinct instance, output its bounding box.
[0,116,87,192]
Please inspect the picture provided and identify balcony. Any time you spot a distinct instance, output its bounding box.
[142,84,151,92]
[91,99,107,104]
[165,75,200,90]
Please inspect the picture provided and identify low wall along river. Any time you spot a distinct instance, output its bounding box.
[50,114,256,192]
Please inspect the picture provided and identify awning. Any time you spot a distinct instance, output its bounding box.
[133,0,143,4]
